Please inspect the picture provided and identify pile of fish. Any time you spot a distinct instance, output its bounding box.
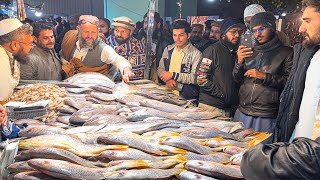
[5,73,271,180]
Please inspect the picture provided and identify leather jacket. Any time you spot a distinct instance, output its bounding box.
[233,35,293,118]
[241,137,320,180]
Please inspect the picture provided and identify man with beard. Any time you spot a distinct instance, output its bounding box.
[0,18,34,102]
[209,21,220,43]
[138,12,173,82]
[60,15,134,83]
[240,1,320,179]
[275,0,320,142]
[196,18,245,117]
[106,16,146,80]
[20,22,62,80]
[232,12,293,143]
[190,24,213,52]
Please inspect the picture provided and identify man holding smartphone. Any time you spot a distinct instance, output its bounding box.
[232,12,293,143]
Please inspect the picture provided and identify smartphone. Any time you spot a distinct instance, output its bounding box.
[240,34,254,48]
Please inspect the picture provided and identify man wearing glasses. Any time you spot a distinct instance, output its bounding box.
[61,15,134,83]
[232,12,293,143]
[20,22,62,81]
[0,18,34,102]
[196,18,245,117]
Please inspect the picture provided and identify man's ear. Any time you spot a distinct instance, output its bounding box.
[10,41,19,51]
[187,33,191,39]
[157,22,161,29]
[76,25,80,31]
[33,36,37,44]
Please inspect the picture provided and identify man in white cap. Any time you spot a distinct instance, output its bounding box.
[60,15,134,83]
[106,16,146,80]
[0,18,34,103]
[243,4,291,46]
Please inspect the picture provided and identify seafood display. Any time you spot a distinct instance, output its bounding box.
[4,73,272,180]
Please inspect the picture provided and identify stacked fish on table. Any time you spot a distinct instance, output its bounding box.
[6,73,271,180]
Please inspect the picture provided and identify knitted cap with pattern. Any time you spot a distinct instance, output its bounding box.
[244,4,265,19]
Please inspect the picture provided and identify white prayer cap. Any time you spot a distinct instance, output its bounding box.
[244,4,265,19]
[0,18,23,36]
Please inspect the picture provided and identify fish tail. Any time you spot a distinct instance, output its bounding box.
[159,137,168,144]
[130,160,151,168]
[169,147,187,154]
[209,137,225,141]
[248,132,272,147]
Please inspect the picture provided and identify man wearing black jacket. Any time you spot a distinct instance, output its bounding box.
[196,18,245,117]
[232,12,293,142]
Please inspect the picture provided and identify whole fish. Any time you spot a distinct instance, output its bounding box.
[18,125,66,137]
[83,115,128,126]
[184,160,243,179]
[14,171,59,180]
[89,85,114,94]
[115,95,146,107]
[190,121,244,133]
[70,132,111,144]
[19,134,128,157]
[142,130,181,138]
[66,87,92,94]
[106,160,151,171]
[142,117,192,126]
[14,119,45,126]
[139,99,186,113]
[97,131,167,155]
[56,116,71,125]
[146,135,187,155]
[181,127,237,140]
[103,168,183,180]
[127,108,192,122]
[85,96,117,105]
[64,72,114,84]
[27,159,106,179]
[65,125,108,134]
[179,170,218,180]
[128,79,154,85]
[206,137,249,148]
[183,152,231,163]
[7,161,34,173]
[90,92,122,102]
[177,111,222,120]
[69,107,117,126]
[57,105,77,114]
[64,98,93,110]
[15,147,108,168]
[100,148,161,161]
[232,129,256,140]
[223,146,248,155]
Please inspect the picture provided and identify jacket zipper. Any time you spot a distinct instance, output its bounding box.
[249,53,263,114]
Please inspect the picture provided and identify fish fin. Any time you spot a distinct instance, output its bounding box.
[248,132,272,147]
[159,137,168,144]
[197,141,207,146]
[169,147,187,154]
[209,137,225,141]
[221,159,232,165]
[165,155,187,162]
[107,145,129,150]
[131,160,151,168]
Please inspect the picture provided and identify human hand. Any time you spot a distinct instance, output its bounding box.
[0,105,8,127]
[237,45,253,64]
[166,79,177,89]
[122,67,135,83]
[245,69,266,79]
[160,72,173,82]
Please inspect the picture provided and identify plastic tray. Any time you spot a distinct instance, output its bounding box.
[7,108,47,119]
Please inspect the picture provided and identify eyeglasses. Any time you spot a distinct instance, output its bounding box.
[252,27,266,34]
[229,30,243,36]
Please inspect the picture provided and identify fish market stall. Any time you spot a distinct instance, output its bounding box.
[1,73,271,180]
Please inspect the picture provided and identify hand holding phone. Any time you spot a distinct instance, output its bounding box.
[240,34,254,48]
[237,45,253,64]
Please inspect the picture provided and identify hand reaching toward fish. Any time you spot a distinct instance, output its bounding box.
[123,67,135,83]
[0,105,8,127]
[166,80,177,89]
[160,72,173,82]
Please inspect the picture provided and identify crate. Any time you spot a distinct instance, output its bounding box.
[7,108,47,119]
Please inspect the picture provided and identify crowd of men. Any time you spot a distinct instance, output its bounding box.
[0,0,319,179]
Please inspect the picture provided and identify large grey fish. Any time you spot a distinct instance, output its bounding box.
[27,159,106,179]
[19,134,128,157]
[85,96,117,105]
[190,121,244,133]
[90,92,122,102]
[177,111,223,120]
[139,99,186,113]
[66,87,92,94]
[160,136,220,155]
[64,98,93,110]
[184,160,243,179]
[69,107,117,126]
[89,84,114,94]
[7,161,35,173]
[97,131,167,155]
[181,127,237,140]
[99,148,161,161]
[15,147,108,168]
[115,95,146,107]
[18,125,66,137]
[64,72,114,84]
[128,79,154,85]
[179,170,218,180]
[56,116,71,125]
[127,108,192,122]
[142,117,193,126]
[14,171,59,180]
[103,168,183,180]
[57,105,78,114]
[232,129,256,140]
[83,115,128,126]
[183,152,231,163]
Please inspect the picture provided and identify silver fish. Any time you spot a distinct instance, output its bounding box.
[177,111,223,120]
[100,148,161,161]
[83,115,128,126]
[18,125,66,137]
[184,160,243,179]
[183,152,231,163]
[181,127,237,140]
[127,108,192,122]
[179,170,218,180]
[139,99,186,113]
[14,171,59,180]
[66,87,92,94]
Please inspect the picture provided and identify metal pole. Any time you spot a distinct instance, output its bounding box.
[104,0,107,18]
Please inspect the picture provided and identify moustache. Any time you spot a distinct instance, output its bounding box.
[301,32,309,39]
[116,36,124,39]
